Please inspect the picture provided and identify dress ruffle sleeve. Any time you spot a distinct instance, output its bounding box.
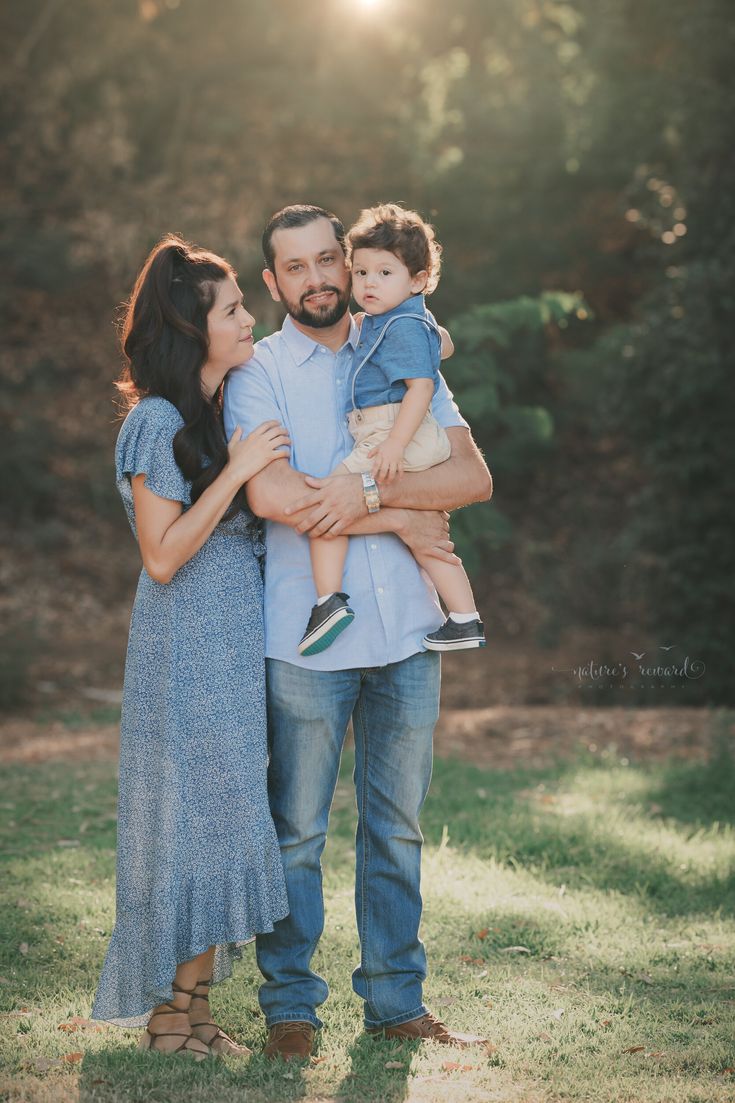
[115,398,190,506]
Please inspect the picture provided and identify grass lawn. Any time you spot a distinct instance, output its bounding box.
[1,724,734,1102]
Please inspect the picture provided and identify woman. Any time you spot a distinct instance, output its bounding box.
[91,235,290,1058]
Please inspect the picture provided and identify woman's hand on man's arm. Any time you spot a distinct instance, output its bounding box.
[133,421,289,584]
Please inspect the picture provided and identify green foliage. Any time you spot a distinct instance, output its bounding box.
[448,292,584,571]
[594,260,735,702]
[0,619,36,709]
[551,0,735,702]
[0,364,61,523]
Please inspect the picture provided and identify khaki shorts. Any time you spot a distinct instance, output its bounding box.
[341,402,451,474]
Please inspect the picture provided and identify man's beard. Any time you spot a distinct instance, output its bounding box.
[276,280,351,328]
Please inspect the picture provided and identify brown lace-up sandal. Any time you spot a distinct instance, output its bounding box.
[138,981,210,1060]
[189,977,251,1057]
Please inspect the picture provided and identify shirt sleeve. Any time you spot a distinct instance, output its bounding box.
[379,317,441,385]
[224,354,283,440]
[430,371,470,431]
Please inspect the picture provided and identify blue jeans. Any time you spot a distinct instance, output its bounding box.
[256,650,440,1030]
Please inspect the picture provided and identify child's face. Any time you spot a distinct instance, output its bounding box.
[350,248,427,315]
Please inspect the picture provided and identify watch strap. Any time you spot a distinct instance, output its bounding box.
[361,471,381,514]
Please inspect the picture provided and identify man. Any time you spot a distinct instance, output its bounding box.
[224,204,492,1060]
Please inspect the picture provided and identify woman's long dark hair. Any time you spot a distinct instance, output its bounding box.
[116,234,246,519]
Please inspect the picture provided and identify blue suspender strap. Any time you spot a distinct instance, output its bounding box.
[350,314,441,418]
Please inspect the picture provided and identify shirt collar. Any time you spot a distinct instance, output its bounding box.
[281,312,359,365]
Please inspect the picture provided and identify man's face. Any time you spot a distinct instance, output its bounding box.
[264,218,351,328]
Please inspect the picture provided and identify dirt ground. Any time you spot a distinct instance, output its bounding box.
[0,702,724,769]
[1,586,726,769]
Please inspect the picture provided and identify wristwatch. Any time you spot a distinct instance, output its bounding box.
[361,471,381,514]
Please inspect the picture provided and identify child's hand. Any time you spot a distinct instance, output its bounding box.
[368,437,405,483]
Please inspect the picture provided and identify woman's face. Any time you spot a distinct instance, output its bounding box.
[201,275,255,396]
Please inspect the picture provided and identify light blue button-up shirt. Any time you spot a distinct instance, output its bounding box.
[224,314,469,670]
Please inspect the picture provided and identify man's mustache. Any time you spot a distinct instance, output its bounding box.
[301,285,341,307]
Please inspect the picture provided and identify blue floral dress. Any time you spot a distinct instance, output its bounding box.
[92,397,288,1027]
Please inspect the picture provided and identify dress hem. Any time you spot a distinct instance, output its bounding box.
[91,906,289,1028]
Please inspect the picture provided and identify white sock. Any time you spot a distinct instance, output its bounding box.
[317,593,336,606]
[448,610,479,623]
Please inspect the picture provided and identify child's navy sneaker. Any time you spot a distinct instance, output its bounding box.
[298,593,355,656]
[423,616,486,652]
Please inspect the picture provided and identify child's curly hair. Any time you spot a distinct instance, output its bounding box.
[346,203,443,294]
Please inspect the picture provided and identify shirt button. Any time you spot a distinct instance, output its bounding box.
[377,587,384,594]
[370,543,377,550]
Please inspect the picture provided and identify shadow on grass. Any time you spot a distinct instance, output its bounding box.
[411,753,735,917]
[336,1032,417,1103]
[2,736,734,1013]
[3,748,735,1020]
[77,1046,311,1103]
[423,894,735,998]
[0,761,118,860]
[641,751,735,828]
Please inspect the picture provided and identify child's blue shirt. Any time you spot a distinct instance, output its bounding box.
[351,294,442,409]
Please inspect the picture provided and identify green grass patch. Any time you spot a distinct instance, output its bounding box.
[1,744,734,1102]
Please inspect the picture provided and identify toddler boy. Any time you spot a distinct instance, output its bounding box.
[298,203,486,657]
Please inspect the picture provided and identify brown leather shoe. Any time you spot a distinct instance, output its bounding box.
[366,1011,491,1050]
[263,1020,316,1061]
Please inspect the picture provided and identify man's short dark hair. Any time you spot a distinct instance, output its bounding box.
[262,205,346,271]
